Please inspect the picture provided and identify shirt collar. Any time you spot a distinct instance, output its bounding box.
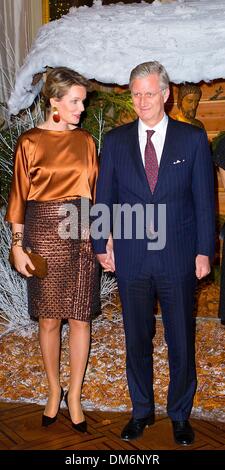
[138,113,168,136]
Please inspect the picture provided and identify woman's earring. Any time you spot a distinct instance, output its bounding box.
[52,106,60,123]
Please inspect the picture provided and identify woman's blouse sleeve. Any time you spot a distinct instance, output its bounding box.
[5,136,31,224]
[212,135,225,170]
[87,134,99,203]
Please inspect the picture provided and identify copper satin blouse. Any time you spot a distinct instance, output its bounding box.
[5,127,98,224]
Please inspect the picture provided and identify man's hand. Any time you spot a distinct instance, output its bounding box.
[195,254,211,280]
[96,235,115,272]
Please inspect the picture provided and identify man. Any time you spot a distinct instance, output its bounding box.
[92,61,215,445]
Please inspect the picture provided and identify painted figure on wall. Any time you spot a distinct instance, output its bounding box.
[175,84,204,129]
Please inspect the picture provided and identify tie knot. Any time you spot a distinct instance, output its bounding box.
[146,129,155,140]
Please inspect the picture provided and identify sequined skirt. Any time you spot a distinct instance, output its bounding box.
[24,198,100,321]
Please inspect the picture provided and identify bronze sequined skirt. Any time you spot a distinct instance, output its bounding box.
[24,199,100,321]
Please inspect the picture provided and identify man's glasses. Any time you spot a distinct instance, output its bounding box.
[132,89,166,100]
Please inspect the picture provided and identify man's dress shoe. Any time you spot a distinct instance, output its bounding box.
[121,415,155,441]
[172,420,195,446]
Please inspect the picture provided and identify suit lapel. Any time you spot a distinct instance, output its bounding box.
[128,120,153,199]
[153,117,177,196]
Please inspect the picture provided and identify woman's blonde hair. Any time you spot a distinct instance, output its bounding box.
[42,67,89,106]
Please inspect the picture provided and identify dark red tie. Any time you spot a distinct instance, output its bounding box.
[145,130,158,193]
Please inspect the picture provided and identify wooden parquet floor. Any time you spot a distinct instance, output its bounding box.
[0,401,225,452]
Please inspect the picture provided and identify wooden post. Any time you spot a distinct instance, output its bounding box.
[42,0,50,24]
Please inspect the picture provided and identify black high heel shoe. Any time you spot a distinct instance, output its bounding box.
[42,387,64,427]
[64,391,87,433]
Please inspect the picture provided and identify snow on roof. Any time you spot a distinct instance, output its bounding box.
[8,0,225,114]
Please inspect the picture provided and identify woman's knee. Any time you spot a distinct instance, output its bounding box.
[39,318,61,333]
[68,319,90,331]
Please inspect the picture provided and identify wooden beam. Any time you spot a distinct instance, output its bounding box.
[42,0,50,24]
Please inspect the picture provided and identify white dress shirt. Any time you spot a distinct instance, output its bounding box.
[138,114,168,165]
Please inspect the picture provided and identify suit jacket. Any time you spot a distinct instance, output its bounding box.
[92,117,215,280]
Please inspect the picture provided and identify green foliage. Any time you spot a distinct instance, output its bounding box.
[211,131,225,153]
[83,89,136,151]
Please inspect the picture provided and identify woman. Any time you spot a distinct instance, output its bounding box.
[213,135,225,326]
[5,67,100,431]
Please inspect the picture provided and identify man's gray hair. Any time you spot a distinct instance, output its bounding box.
[129,61,170,90]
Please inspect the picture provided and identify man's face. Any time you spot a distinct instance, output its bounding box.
[180,93,200,119]
[130,74,169,127]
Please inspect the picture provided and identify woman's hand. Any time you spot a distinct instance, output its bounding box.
[97,234,115,272]
[10,246,35,277]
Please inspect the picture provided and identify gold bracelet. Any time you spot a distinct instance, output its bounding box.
[12,232,23,246]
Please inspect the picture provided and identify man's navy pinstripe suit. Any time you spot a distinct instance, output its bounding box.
[92,116,215,421]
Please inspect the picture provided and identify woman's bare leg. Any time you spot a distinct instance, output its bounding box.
[39,318,61,417]
[67,319,90,423]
